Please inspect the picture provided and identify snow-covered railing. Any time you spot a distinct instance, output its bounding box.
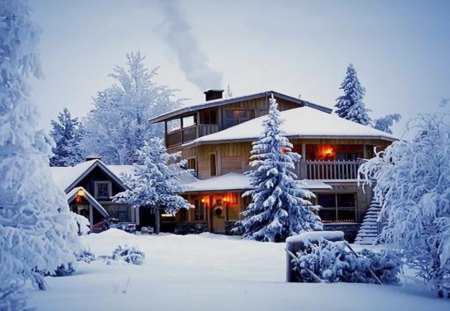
[166,124,219,148]
[297,160,361,180]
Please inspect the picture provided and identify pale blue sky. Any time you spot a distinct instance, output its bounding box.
[30,0,450,136]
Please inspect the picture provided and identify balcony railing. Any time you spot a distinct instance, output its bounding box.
[166,124,219,148]
[297,160,362,180]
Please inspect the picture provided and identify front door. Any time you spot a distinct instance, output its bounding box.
[211,199,226,234]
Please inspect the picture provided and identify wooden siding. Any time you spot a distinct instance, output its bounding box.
[181,139,390,180]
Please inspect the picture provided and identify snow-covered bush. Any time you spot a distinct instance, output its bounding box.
[98,245,146,265]
[75,249,96,263]
[359,111,450,296]
[291,238,400,284]
[112,245,145,265]
[72,212,91,236]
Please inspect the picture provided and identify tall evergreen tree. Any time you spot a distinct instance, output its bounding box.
[49,108,84,166]
[0,0,80,308]
[114,138,190,233]
[82,52,181,164]
[235,95,322,242]
[335,64,371,125]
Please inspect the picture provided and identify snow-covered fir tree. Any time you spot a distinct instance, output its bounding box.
[359,111,450,296]
[114,138,191,233]
[82,52,181,164]
[335,64,371,125]
[49,108,84,166]
[373,113,401,134]
[234,95,323,242]
[0,0,80,308]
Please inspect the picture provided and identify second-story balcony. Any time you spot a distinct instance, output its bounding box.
[296,160,363,180]
[166,124,219,148]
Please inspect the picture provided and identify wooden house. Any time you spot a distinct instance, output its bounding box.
[50,159,136,230]
[151,90,396,240]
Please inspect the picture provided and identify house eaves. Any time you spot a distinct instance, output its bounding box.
[150,91,332,123]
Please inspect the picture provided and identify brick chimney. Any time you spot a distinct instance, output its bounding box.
[204,89,224,101]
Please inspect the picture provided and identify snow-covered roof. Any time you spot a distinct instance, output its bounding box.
[183,172,331,193]
[150,91,331,123]
[50,160,128,193]
[184,106,397,146]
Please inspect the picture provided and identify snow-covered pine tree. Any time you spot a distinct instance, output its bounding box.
[49,108,84,166]
[373,113,401,134]
[359,111,450,296]
[335,64,371,125]
[235,95,322,242]
[114,138,190,233]
[82,52,181,164]
[0,0,80,307]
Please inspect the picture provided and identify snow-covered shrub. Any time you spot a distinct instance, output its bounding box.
[112,245,145,265]
[98,245,145,265]
[291,238,400,284]
[75,249,96,263]
[52,263,75,277]
[71,212,91,235]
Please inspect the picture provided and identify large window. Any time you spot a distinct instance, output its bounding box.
[193,199,205,221]
[94,181,112,199]
[317,193,356,223]
[223,109,254,128]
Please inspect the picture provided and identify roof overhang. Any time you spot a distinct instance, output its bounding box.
[181,173,331,194]
[150,91,332,123]
[182,134,397,148]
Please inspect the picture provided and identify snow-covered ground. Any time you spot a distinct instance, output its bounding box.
[30,229,449,311]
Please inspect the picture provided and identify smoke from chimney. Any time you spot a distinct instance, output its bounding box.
[158,0,223,91]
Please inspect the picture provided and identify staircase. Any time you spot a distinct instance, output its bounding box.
[354,199,382,245]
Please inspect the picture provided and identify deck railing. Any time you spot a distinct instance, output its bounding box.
[166,124,219,148]
[297,160,362,180]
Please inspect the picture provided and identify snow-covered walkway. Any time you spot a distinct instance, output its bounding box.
[30,230,449,311]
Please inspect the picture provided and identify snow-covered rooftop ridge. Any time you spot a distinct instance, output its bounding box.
[150,90,332,123]
[50,159,130,192]
[185,106,397,146]
[183,172,331,192]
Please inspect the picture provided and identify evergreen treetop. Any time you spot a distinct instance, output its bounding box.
[335,64,371,125]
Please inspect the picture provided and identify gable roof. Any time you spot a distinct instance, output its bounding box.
[51,159,128,193]
[150,91,332,123]
[184,105,397,146]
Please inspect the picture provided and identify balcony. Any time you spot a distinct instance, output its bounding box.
[166,124,219,148]
[296,160,362,180]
